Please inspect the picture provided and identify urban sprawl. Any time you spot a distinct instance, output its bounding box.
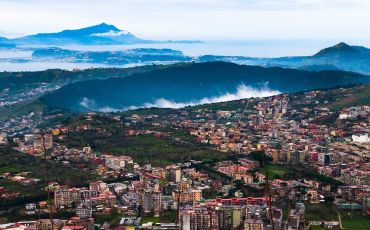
[0,86,369,230]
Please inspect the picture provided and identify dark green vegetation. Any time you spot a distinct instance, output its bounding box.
[258,164,291,180]
[109,135,225,165]
[0,64,176,120]
[308,226,330,230]
[94,209,176,226]
[40,61,370,112]
[189,98,258,112]
[194,162,233,184]
[326,85,370,110]
[61,132,226,167]
[305,203,370,230]
[247,152,291,180]
[141,211,177,224]
[305,203,338,221]
[1,210,75,224]
[58,114,226,167]
[340,210,370,230]
[285,165,343,191]
[0,146,96,207]
[0,64,170,93]
[247,151,272,166]
[288,84,370,111]
[0,99,47,121]
[94,208,124,226]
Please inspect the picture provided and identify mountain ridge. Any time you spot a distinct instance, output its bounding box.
[198,42,370,74]
[313,42,370,59]
[10,22,140,45]
[39,61,370,112]
[3,23,201,46]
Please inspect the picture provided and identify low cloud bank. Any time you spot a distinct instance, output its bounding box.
[143,84,280,109]
[90,30,130,37]
[79,84,281,112]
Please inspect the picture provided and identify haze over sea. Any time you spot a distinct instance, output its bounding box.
[1,39,369,72]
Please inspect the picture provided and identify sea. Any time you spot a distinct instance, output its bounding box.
[0,39,363,72]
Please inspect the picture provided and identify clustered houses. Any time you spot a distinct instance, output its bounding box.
[179,197,282,230]
[53,185,117,211]
[0,186,20,199]
[168,94,369,202]
[1,87,369,230]
[181,95,290,153]
[1,126,305,230]
[215,159,259,183]
[1,172,40,186]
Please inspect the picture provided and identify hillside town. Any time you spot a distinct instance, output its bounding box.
[0,86,369,230]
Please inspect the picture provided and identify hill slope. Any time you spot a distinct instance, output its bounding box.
[40,62,370,112]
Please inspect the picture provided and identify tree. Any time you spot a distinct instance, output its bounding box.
[248,151,272,166]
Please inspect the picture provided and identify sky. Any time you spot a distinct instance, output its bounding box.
[0,0,370,44]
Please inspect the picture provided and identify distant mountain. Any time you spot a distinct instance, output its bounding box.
[32,47,192,64]
[40,62,370,112]
[314,42,360,57]
[2,23,201,46]
[9,23,141,45]
[199,42,370,74]
[1,40,369,74]
[0,42,15,48]
[0,37,15,48]
[0,37,8,42]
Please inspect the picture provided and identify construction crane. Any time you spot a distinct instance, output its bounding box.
[238,99,250,125]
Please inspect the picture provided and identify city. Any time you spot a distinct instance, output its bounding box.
[0,1,370,230]
[0,84,369,229]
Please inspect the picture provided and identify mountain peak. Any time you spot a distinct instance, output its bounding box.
[91,23,120,32]
[333,42,350,48]
[76,23,120,34]
[314,42,358,57]
[10,22,140,45]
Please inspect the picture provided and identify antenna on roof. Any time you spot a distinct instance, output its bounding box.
[263,151,274,230]
[42,133,54,229]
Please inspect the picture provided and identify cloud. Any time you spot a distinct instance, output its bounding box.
[79,84,280,112]
[80,97,96,109]
[90,30,130,37]
[142,84,280,108]
[80,97,120,112]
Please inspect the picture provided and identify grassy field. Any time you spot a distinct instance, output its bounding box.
[309,226,330,230]
[105,135,227,167]
[340,210,370,230]
[258,164,291,179]
[60,128,227,167]
[141,211,177,224]
[305,203,338,221]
